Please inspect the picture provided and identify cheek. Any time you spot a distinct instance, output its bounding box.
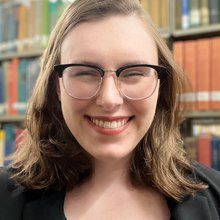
[134,90,159,129]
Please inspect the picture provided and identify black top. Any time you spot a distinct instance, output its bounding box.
[0,162,220,220]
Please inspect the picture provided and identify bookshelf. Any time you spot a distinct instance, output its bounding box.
[0,115,25,123]
[0,0,220,168]
[0,50,43,60]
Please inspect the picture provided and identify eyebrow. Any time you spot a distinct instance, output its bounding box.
[62,59,155,68]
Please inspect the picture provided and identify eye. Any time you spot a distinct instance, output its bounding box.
[122,71,146,78]
[64,66,101,82]
[73,71,99,78]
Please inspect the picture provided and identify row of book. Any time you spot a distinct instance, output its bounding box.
[0,57,40,116]
[185,122,220,171]
[175,0,220,30]
[0,0,70,54]
[0,124,23,167]
[140,0,169,29]
[173,36,220,111]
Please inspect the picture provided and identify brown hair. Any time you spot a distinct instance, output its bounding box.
[11,0,206,201]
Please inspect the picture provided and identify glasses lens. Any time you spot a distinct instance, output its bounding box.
[62,66,101,99]
[119,66,158,99]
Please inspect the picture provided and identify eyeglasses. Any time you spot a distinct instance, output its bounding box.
[54,63,166,100]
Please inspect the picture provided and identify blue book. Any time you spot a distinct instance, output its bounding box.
[3,124,16,167]
[181,0,190,29]
[211,136,219,170]
[217,138,220,171]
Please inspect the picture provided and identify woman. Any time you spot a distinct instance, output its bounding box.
[0,0,220,219]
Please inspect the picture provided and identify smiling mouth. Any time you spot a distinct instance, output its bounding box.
[87,116,133,129]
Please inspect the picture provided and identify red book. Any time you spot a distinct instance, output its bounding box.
[173,41,184,68]
[8,58,19,115]
[197,133,212,167]
[196,38,211,110]
[183,40,197,110]
[210,37,220,110]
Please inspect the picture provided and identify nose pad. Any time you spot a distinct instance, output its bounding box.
[95,73,124,110]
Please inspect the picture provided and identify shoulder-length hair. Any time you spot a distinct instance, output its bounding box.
[11,0,206,201]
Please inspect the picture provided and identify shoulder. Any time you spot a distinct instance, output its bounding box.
[192,161,220,195]
[193,162,220,213]
[0,167,25,219]
[0,167,66,220]
[0,167,44,220]
[170,162,220,220]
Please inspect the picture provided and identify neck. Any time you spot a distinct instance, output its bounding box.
[89,158,132,190]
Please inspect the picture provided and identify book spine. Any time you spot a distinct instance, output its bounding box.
[0,65,5,115]
[3,124,16,167]
[196,38,211,110]
[197,133,212,167]
[210,37,220,110]
[189,0,201,27]
[209,0,220,24]
[183,40,197,110]
[200,0,210,25]
[181,0,190,29]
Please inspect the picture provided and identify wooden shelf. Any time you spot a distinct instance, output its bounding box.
[0,50,43,60]
[0,115,25,123]
[185,111,220,119]
[172,24,220,38]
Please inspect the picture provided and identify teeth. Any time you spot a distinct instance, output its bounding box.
[91,118,127,129]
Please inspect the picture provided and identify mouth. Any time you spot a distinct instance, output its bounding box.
[85,116,133,129]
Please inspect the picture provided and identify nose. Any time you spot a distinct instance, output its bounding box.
[95,73,124,111]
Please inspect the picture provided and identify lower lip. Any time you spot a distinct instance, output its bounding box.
[86,118,131,135]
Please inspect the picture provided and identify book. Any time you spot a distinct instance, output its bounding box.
[196,38,211,110]
[2,61,9,114]
[0,65,4,115]
[189,0,201,27]
[200,0,210,26]
[209,0,220,24]
[140,0,150,12]
[175,0,182,29]
[149,0,160,27]
[159,0,169,29]
[210,37,220,110]
[181,0,190,29]
[211,136,220,170]
[18,59,28,115]
[3,124,16,167]
[17,3,28,52]
[7,58,19,115]
[197,133,212,167]
[183,40,197,110]
[173,41,184,68]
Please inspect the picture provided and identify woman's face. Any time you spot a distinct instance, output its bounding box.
[59,15,159,162]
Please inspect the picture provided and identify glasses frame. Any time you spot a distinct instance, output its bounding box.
[54,63,166,100]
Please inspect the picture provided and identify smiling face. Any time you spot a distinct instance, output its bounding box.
[59,15,159,163]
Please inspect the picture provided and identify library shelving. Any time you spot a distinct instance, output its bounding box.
[1,0,220,168]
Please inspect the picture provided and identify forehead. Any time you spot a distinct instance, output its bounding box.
[61,15,158,65]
